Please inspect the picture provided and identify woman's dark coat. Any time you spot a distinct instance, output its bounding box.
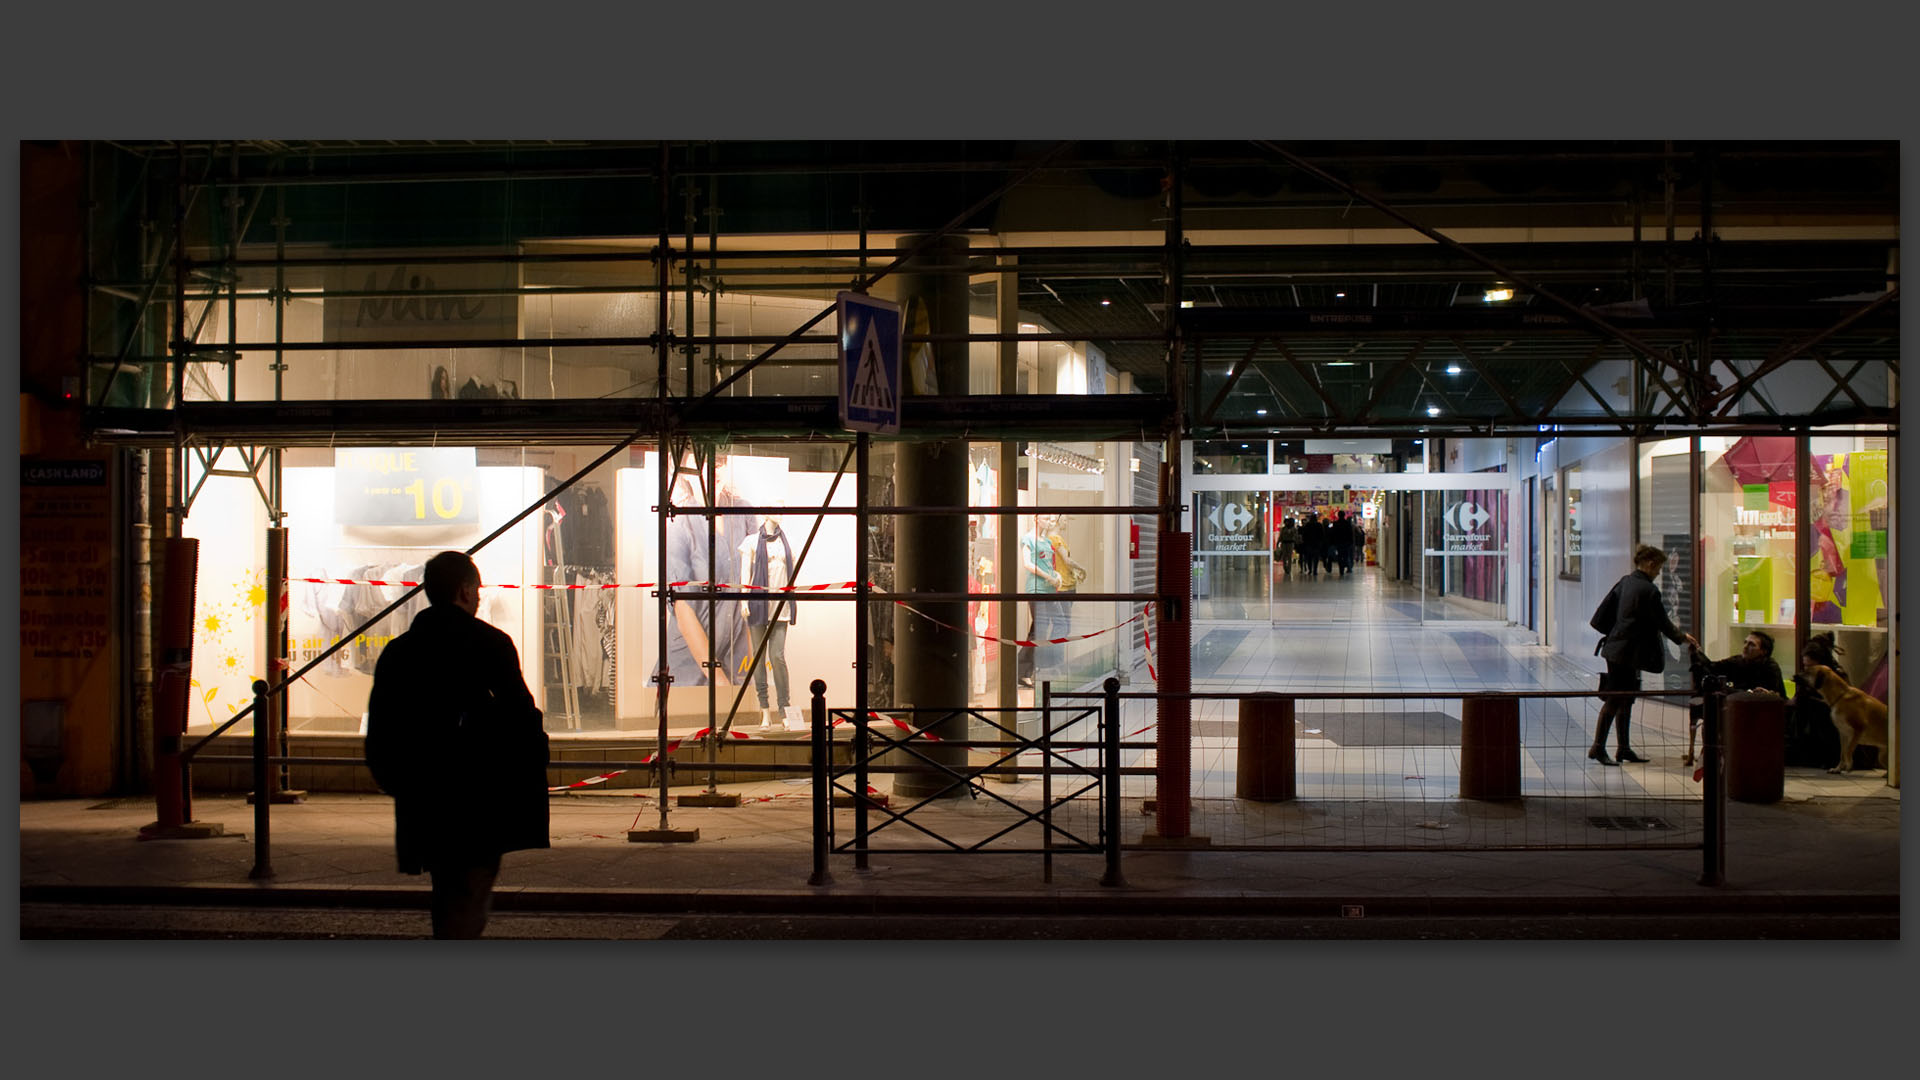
[1593,568,1686,673]
[366,604,550,874]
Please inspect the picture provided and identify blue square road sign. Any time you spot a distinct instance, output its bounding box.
[837,291,902,435]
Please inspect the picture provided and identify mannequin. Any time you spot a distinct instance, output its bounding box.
[737,512,796,728]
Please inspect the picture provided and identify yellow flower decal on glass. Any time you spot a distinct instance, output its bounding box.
[247,584,267,608]
[205,615,223,633]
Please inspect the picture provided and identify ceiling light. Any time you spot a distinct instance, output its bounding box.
[1255,408,1268,416]
[1446,364,1462,375]
[1240,444,1249,449]
[1100,298,1112,306]
[1483,288,1513,303]
[1335,291,1346,298]
[1179,300,1194,308]
[1413,440,1424,446]
[1426,405,1442,417]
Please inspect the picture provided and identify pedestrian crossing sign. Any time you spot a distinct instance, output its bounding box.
[837,291,902,434]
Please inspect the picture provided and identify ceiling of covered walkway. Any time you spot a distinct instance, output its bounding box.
[86,140,1898,441]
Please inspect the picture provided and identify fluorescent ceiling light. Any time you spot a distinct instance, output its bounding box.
[1255,408,1268,416]
[1446,364,1462,374]
[1484,288,1514,303]
[1100,298,1112,306]
[1426,405,1442,416]
[1179,300,1194,308]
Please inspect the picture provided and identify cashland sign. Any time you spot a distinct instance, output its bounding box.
[334,448,479,526]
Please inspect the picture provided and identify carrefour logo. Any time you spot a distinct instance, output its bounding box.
[1208,502,1254,534]
[1445,501,1491,533]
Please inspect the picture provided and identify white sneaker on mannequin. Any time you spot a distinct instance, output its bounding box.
[760,708,780,729]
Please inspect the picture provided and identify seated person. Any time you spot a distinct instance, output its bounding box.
[1684,631,1786,766]
[1693,630,1786,697]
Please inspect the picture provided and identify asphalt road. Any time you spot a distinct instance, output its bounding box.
[19,903,1898,940]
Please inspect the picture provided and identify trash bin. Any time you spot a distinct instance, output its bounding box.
[1724,690,1786,804]
[1459,695,1521,800]
[1236,693,1295,801]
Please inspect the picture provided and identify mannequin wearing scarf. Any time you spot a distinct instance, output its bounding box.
[737,516,796,727]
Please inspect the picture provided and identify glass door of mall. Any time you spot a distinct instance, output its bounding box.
[1191,479,1517,625]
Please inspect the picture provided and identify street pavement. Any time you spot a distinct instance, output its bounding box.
[17,774,1902,939]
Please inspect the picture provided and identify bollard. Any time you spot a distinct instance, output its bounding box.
[1235,693,1296,801]
[1100,678,1126,887]
[248,680,273,880]
[807,680,831,886]
[1700,688,1726,887]
[853,702,870,872]
[1459,695,1522,800]
[1725,691,1787,804]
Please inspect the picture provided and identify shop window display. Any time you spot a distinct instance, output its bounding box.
[1559,464,1582,579]
[1697,433,1892,702]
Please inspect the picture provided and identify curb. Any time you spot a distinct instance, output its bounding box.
[22,883,1901,920]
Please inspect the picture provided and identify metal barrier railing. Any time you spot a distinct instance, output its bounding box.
[223,678,1727,889]
[808,678,1137,886]
[1047,683,1727,885]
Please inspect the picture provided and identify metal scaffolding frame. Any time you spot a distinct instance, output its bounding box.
[78,139,1899,829]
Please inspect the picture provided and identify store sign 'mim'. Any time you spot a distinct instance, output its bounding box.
[334,448,479,526]
[323,258,518,344]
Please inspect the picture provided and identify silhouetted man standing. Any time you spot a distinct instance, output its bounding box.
[367,551,550,938]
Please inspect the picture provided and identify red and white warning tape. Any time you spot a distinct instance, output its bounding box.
[289,576,1152,655]
[290,576,871,593]
[893,600,1148,651]
[546,714,938,794]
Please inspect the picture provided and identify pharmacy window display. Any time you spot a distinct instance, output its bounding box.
[1699,434,1891,696]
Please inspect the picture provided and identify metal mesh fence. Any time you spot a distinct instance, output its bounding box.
[821,685,1710,863]
[1102,690,1705,851]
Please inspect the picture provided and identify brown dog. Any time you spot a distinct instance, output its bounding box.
[1801,663,1889,773]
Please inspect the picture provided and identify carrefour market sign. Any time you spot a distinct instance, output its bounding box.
[1443,499,1493,552]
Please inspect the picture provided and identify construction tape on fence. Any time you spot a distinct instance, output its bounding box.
[545,726,764,792]
[891,600,1146,651]
[293,576,1150,654]
[827,711,944,741]
[290,576,872,593]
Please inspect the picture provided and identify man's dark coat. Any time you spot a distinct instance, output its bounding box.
[1593,568,1687,673]
[366,604,550,874]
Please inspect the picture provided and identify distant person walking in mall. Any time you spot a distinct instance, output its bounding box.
[1587,543,1698,765]
[1330,510,1356,577]
[367,551,551,938]
[1275,515,1299,579]
[1299,512,1324,578]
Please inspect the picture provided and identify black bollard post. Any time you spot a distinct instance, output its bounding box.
[807,680,831,887]
[1100,677,1126,887]
[248,680,273,880]
[853,704,870,872]
[1700,688,1726,887]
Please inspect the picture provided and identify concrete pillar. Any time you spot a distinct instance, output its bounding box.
[889,234,971,799]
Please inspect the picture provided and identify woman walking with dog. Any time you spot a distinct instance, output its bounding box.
[1588,544,1698,765]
